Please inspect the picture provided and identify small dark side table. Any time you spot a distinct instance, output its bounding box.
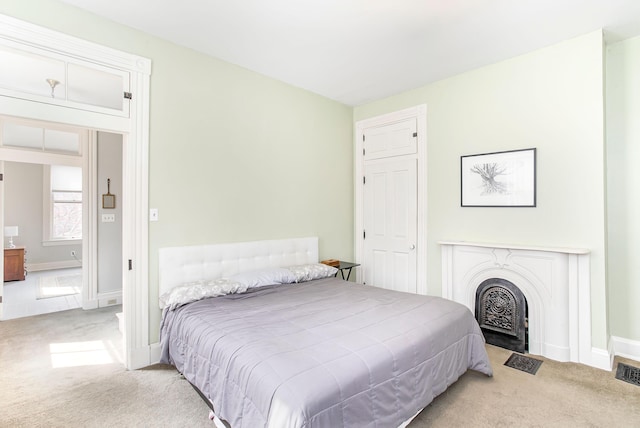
[335,261,360,281]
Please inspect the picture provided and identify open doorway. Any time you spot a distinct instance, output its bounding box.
[3,161,83,320]
[0,13,151,369]
[1,118,124,321]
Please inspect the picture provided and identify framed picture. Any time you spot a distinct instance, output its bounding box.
[461,148,536,207]
[102,178,116,209]
[102,193,116,209]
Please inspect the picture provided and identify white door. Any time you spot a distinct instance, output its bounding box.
[356,105,426,295]
[363,157,417,293]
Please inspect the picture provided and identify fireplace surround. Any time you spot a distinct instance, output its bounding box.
[440,241,611,370]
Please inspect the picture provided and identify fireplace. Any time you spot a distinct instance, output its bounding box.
[475,278,527,353]
[439,241,611,370]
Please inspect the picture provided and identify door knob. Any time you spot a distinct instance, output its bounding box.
[409,244,416,250]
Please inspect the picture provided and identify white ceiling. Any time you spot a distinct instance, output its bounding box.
[58,0,640,106]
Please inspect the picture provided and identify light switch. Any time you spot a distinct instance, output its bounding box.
[102,214,115,222]
[150,208,159,222]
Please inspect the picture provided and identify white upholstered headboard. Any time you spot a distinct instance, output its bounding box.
[158,236,319,296]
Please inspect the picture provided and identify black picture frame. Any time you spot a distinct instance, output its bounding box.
[461,148,536,207]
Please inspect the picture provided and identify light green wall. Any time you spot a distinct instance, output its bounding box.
[354,31,610,349]
[606,35,640,342]
[0,1,354,340]
[5,1,634,350]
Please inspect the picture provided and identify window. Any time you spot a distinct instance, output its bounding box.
[0,43,131,117]
[45,165,82,243]
[52,189,82,239]
[2,121,81,154]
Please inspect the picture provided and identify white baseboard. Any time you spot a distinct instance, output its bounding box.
[83,291,122,310]
[82,300,99,310]
[588,347,614,371]
[149,342,161,365]
[98,292,122,308]
[27,261,82,272]
[82,290,122,310]
[612,336,640,362]
[116,312,124,334]
[128,346,152,370]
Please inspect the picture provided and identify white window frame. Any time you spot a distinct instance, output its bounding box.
[41,166,82,246]
[42,164,83,245]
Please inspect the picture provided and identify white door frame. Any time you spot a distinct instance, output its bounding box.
[0,14,151,369]
[355,105,428,295]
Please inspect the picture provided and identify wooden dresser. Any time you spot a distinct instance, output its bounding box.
[4,247,26,281]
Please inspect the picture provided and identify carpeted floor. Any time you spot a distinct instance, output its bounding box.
[36,273,82,299]
[1,306,639,427]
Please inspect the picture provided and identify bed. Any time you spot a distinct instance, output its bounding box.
[159,237,492,428]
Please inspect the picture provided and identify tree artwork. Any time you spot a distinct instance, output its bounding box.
[461,148,536,207]
[470,163,508,195]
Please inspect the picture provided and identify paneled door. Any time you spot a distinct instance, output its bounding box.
[362,118,418,293]
[363,117,417,161]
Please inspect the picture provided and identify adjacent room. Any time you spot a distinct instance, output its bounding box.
[1,118,124,320]
[0,0,639,426]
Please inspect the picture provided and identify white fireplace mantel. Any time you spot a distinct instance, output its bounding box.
[439,240,590,255]
[439,241,611,370]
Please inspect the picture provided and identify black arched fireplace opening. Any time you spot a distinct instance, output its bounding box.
[475,278,528,354]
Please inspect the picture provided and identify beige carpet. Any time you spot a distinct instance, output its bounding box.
[1,306,639,427]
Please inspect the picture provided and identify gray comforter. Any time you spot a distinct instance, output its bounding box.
[160,277,492,428]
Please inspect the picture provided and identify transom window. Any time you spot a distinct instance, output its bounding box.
[2,121,81,154]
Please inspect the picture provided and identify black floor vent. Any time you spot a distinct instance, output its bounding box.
[615,363,640,387]
[504,353,543,375]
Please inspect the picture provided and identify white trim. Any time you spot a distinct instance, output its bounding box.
[41,239,82,247]
[355,105,427,294]
[0,15,150,76]
[41,158,85,243]
[588,346,616,371]
[83,131,98,310]
[612,336,640,362]
[440,242,612,371]
[0,118,85,155]
[439,240,590,255]
[97,291,122,308]
[124,65,151,370]
[0,146,83,167]
[0,16,146,118]
[0,14,151,370]
[26,260,82,272]
[149,342,162,364]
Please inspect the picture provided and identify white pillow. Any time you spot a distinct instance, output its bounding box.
[228,267,297,289]
[159,278,247,310]
[285,263,338,283]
